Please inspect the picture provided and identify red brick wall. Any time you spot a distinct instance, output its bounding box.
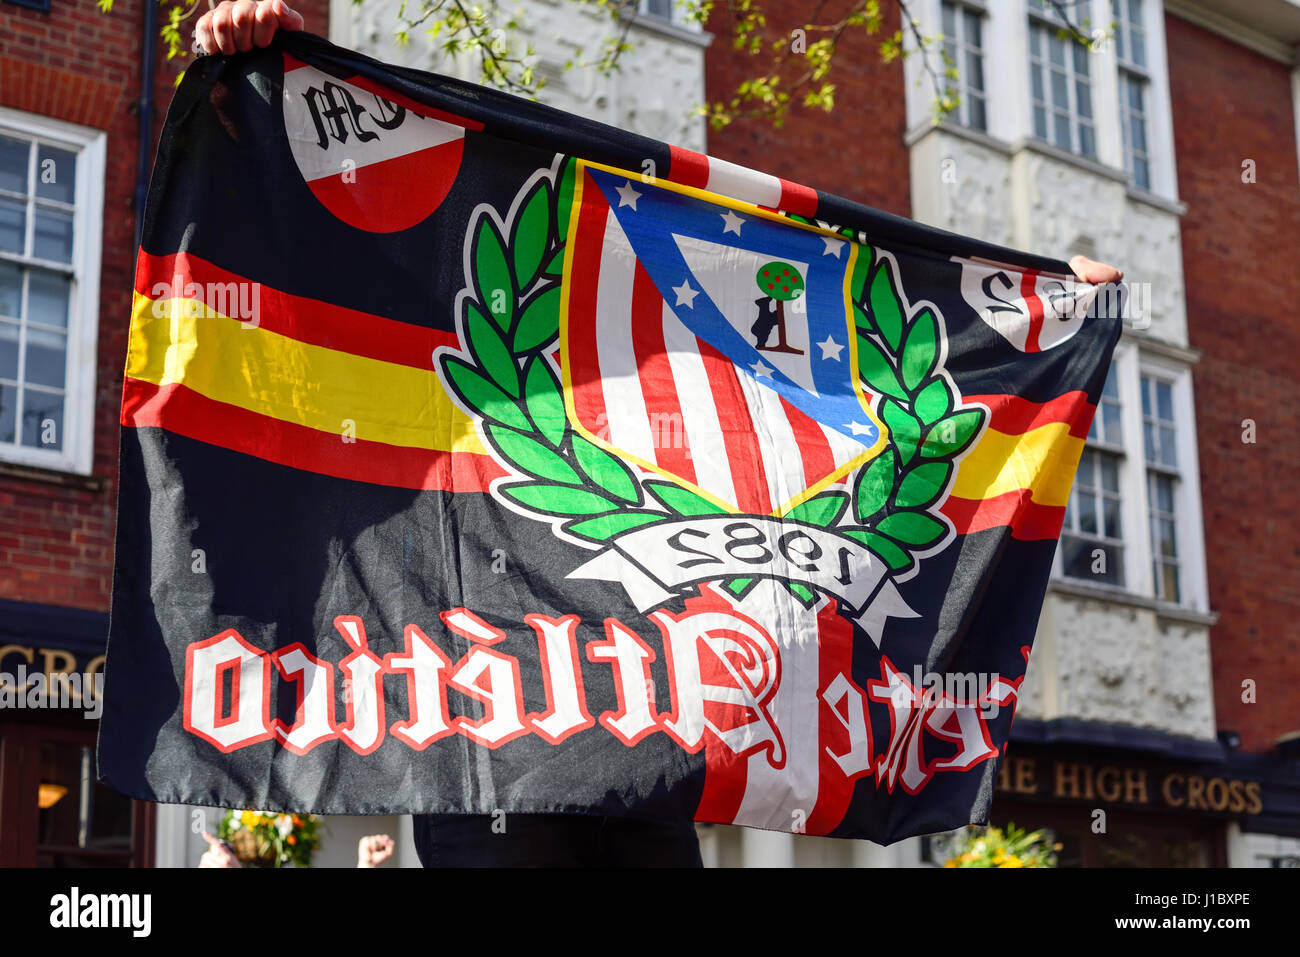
[702,1,911,218]
[0,0,329,611]
[1165,14,1300,753]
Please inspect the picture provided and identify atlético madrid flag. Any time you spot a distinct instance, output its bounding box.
[99,31,1123,841]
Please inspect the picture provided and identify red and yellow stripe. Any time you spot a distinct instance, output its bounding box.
[124,250,502,490]
[939,391,1094,541]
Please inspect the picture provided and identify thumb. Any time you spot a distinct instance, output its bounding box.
[274,0,306,31]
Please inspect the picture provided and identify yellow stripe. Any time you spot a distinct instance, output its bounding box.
[949,423,1085,507]
[127,292,485,454]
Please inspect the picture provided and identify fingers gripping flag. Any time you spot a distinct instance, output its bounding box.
[99,31,1122,842]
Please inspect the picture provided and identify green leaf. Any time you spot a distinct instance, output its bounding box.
[901,307,938,392]
[876,510,947,547]
[443,357,530,432]
[571,433,640,503]
[488,424,580,483]
[474,217,514,331]
[850,244,874,302]
[868,261,905,352]
[511,183,550,289]
[465,301,519,397]
[542,247,566,277]
[565,510,665,541]
[856,332,907,400]
[844,529,913,572]
[725,578,755,597]
[513,285,561,353]
[522,356,566,447]
[854,449,896,521]
[784,491,849,527]
[554,157,578,242]
[914,377,952,424]
[787,583,816,604]
[500,482,617,516]
[894,461,952,508]
[921,408,985,459]
[881,398,922,466]
[645,480,728,516]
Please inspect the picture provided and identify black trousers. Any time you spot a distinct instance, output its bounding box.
[412,813,703,867]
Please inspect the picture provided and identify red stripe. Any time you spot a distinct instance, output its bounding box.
[778,396,836,492]
[566,172,613,442]
[631,263,697,484]
[940,490,1066,541]
[964,391,1094,440]
[668,145,710,189]
[805,601,866,834]
[778,178,818,218]
[134,250,455,370]
[696,339,773,514]
[1021,269,1044,353]
[122,377,501,492]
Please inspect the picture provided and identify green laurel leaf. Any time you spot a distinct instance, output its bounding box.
[894,461,953,509]
[465,300,519,397]
[843,529,913,573]
[473,217,514,331]
[868,261,904,352]
[443,357,531,432]
[487,424,580,484]
[788,583,816,603]
[542,248,566,277]
[554,156,578,242]
[875,511,947,547]
[850,244,874,303]
[881,398,921,466]
[856,332,907,400]
[854,449,896,522]
[784,491,849,527]
[500,482,617,516]
[523,356,566,447]
[725,578,755,597]
[565,510,665,541]
[645,480,728,516]
[901,308,938,392]
[514,286,561,354]
[914,376,952,424]
[921,408,984,459]
[511,183,550,290]
[571,432,641,503]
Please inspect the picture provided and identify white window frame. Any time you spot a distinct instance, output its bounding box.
[1051,344,1209,613]
[940,0,990,132]
[1026,0,1098,158]
[0,106,104,476]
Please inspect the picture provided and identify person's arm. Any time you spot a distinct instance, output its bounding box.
[195,0,302,56]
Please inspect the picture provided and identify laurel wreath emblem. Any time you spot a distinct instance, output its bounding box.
[437,157,986,606]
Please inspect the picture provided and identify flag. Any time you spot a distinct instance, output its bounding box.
[99,31,1122,841]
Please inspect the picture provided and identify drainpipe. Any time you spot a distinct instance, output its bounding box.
[133,0,158,249]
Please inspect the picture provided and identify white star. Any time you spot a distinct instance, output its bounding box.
[750,360,774,378]
[720,210,745,235]
[846,420,874,436]
[818,335,844,361]
[616,181,641,210]
[823,236,847,257]
[673,280,699,308]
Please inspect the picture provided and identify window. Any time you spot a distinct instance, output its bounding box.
[1113,0,1151,189]
[941,0,988,132]
[640,0,673,19]
[1141,374,1180,602]
[1060,365,1124,585]
[1027,0,1096,158]
[0,109,103,474]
